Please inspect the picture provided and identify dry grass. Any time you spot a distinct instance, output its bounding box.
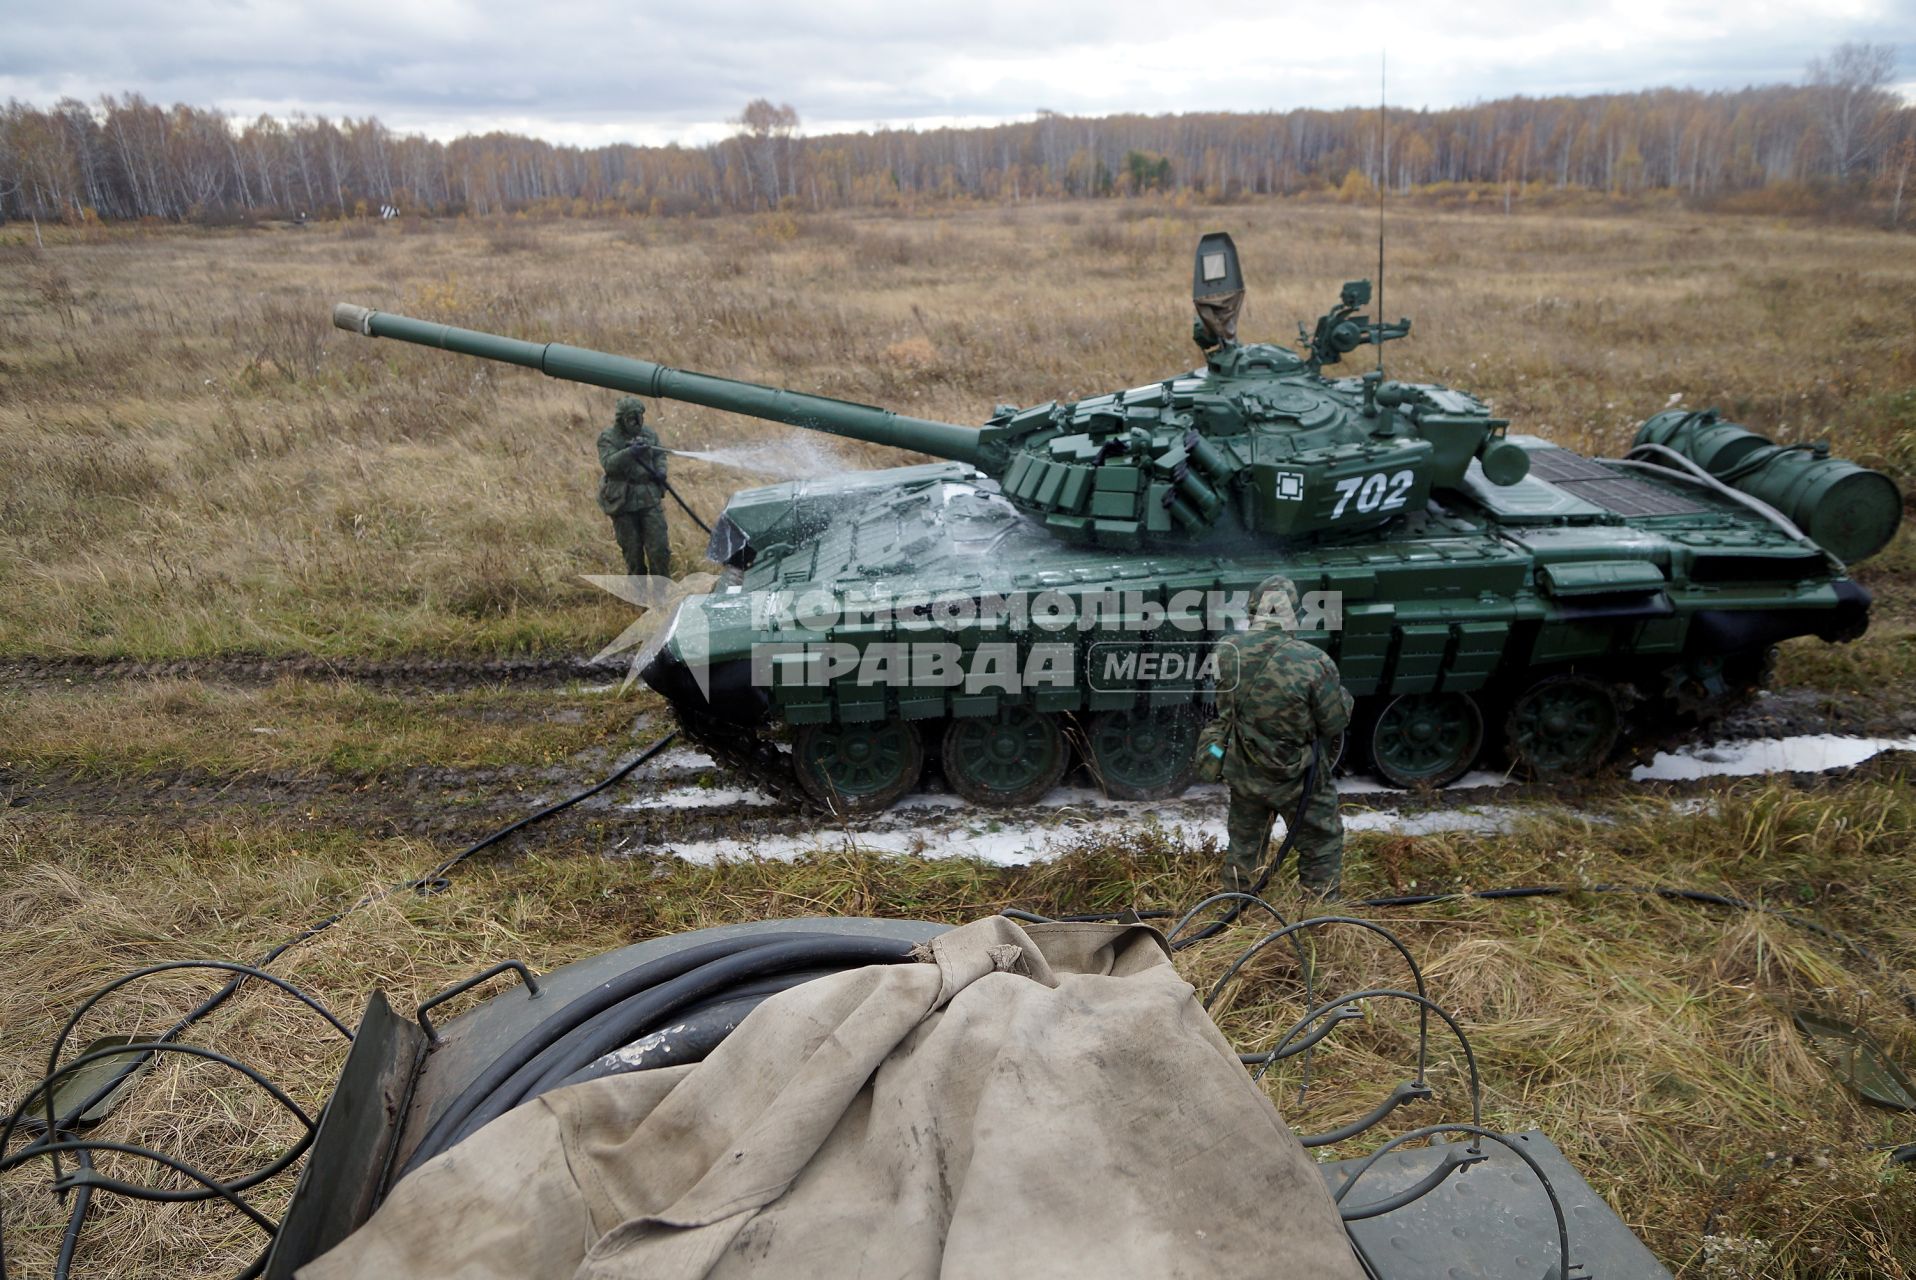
[1,677,642,778]
[2,203,1912,660]
[4,773,1916,1276]
[4,203,1916,1277]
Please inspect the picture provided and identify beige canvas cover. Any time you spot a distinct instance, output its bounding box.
[302,916,1364,1279]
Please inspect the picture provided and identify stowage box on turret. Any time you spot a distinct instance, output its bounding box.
[332,232,1897,809]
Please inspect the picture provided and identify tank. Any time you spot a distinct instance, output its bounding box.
[331,231,1896,809]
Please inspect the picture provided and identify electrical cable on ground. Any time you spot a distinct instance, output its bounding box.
[3,731,680,1280]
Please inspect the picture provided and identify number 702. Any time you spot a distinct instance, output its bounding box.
[1330,469,1415,519]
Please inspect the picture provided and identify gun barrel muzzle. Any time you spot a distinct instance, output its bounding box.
[332,303,376,335]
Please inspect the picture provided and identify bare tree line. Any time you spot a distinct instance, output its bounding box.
[2,44,1908,226]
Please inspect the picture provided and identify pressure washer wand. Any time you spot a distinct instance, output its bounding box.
[634,454,714,537]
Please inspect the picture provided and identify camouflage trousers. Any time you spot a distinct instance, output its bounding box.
[1222,763,1343,894]
[611,507,671,579]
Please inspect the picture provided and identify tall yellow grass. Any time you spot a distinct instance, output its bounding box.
[2,203,1911,659]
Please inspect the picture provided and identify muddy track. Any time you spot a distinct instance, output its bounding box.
[8,652,1912,739]
[0,653,623,692]
[7,733,1913,868]
[6,659,1913,858]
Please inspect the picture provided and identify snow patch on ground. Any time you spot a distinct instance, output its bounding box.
[1631,735,1916,781]
[1346,806,1517,836]
[633,786,780,810]
[651,748,718,771]
[1337,769,1513,795]
[633,733,1910,868]
[657,796,1522,867]
[660,813,1227,868]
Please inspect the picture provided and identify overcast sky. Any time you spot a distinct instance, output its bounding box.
[4,0,1911,146]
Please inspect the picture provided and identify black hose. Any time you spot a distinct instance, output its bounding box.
[401,932,913,1174]
[503,936,913,1116]
[546,994,769,1092]
[3,1140,279,1236]
[402,934,790,1170]
[635,456,714,536]
[8,735,680,1190]
[1172,741,1322,949]
[414,732,680,888]
[52,1146,89,1280]
[3,1042,317,1186]
[3,732,681,1280]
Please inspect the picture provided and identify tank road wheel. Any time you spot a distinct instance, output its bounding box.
[794,720,926,813]
[1505,675,1622,780]
[1367,692,1485,789]
[1086,705,1201,801]
[942,707,1070,808]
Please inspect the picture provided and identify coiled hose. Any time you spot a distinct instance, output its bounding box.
[399,932,916,1174]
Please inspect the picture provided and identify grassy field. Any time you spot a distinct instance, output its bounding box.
[3,201,1916,1277]
[4,768,1915,1275]
[2,200,1913,661]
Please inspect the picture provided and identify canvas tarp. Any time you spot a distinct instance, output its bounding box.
[302,916,1365,1279]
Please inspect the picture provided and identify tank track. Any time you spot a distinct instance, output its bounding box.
[672,709,823,813]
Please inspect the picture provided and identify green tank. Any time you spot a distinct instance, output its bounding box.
[330,232,1897,808]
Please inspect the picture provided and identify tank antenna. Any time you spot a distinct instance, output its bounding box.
[1376,49,1387,376]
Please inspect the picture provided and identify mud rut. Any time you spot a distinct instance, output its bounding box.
[0,654,612,693]
[7,652,1914,859]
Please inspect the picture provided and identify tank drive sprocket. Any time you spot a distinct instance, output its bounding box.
[673,709,821,813]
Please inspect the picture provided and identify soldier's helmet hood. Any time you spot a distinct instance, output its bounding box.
[1251,574,1300,630]
[614,397,647,429]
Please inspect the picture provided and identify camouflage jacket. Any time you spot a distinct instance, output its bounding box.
[597,421,666,514]
[1212,626,1353,785]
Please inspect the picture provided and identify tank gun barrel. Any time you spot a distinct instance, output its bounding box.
[331,304,988,468]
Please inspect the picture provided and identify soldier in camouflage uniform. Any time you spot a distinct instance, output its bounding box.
[598,398,671,578]
[1210,574,1353,896]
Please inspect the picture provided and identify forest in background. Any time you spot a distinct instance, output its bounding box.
[3,43,1911,226]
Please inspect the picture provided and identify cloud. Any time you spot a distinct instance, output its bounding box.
[1,0,1908,146]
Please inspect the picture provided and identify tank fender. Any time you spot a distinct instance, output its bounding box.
[1685,580,1872,654]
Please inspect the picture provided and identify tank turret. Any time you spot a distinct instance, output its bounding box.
[334,233,1531,556]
